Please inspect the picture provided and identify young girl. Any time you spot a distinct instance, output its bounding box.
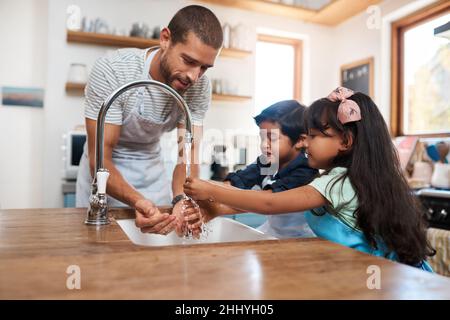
[183,87,435,271]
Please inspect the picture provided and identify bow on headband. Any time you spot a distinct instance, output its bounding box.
[327,87,361,124]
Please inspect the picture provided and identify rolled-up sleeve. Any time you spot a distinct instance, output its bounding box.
[225,161,262,190]
[84,56,123,125]
[265,167,317,193]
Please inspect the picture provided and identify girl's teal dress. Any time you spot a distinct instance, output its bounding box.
[305,167,433,272]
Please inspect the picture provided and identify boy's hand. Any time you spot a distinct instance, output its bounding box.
[183,177,213,201]
[196,200,221,223]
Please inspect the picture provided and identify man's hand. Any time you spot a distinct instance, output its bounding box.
[183,177,213,201]
[135,199,177,234]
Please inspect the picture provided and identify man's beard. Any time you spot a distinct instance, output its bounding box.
[160,53,192,94]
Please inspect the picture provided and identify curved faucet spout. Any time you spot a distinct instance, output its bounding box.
[95,79,193,173]
[86,79,193,226]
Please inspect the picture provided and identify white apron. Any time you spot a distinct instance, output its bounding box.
[257,212,316,239]
[76,47,179,207]
[253,175,315,238]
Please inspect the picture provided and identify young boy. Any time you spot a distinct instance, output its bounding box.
[194,100,318,238]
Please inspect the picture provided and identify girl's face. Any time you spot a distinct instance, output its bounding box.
[305,127,349,170]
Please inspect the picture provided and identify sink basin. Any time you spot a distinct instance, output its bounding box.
[116,217,277,247]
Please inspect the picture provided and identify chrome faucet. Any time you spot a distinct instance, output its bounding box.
[85,79,193,225]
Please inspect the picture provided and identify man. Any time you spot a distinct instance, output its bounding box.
[76,5,223,235]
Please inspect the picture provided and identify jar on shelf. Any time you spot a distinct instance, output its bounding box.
[68,63,88,84]
[222,23,231,48]
[212,79,222,95]
[230,24,242,50]
[230,23,252,51]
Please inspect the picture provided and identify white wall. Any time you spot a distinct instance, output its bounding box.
[0,0,48,209]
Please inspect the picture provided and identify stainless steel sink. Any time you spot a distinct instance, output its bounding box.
[116,217,277,246]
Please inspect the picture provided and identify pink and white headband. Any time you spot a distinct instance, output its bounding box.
[327,87,361,124]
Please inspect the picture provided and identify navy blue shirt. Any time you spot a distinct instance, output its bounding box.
[225,152,318,193]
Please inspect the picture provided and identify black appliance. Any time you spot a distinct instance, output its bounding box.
[416,188,450,230]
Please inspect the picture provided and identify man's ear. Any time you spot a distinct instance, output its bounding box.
[294,134,307,150]
[339,132,354,152]
[159,27,171,50]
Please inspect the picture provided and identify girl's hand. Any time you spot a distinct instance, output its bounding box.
[183,177,213,201]
[175,198,203,239]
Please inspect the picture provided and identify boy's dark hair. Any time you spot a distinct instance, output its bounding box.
[306,92,435,266]
[168,5,223,49]
[254,100,307,145]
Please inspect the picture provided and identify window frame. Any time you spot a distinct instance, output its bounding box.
[256,34,303,102]
[390,0,450,137]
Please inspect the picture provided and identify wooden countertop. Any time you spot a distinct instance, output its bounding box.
[0,208,449,299]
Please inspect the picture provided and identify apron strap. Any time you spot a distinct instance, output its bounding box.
[136,46,159,115]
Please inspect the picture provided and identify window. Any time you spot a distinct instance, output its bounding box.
[391,1,450,136]
[254,34,302,113]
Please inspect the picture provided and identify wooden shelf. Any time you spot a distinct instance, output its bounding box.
[65,82,252,102]
[66,30,252,58]
[212,93,252,102]
[65,82,85,94]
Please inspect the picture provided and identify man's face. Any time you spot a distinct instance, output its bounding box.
[160,31,219,93]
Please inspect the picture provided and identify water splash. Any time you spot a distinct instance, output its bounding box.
[181,140,213,241]
[184,141,191,178]
[180,196,213,241]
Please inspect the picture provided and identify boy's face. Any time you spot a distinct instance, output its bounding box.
[258,121,304,168]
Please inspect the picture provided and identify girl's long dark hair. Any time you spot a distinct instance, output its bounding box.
[306,92,435,266]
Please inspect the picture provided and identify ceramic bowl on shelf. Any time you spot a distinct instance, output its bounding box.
[68,63,88,84]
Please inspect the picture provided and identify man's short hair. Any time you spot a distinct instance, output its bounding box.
[254,100,307,144]
[168,5,223,49]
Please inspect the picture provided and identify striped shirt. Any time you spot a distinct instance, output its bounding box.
[84,48,211,126]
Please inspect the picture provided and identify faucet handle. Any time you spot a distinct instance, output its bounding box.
[96,169,110,194]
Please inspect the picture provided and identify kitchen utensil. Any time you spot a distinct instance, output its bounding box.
[212,79,222,94]
[230,23,244,49]
[68,63,88,84]
[152,26,161,39]
[436,141,449,163]
[222,23,231,48]
[426,144,441,162]
[431,163,450,189]
[412,161,433,184]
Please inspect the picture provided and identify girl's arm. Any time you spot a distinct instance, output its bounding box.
[195,180,256,219]
[201,180,252,215]
[184,178,327,214]
[197,190,274,218]
[196,200,244,223]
